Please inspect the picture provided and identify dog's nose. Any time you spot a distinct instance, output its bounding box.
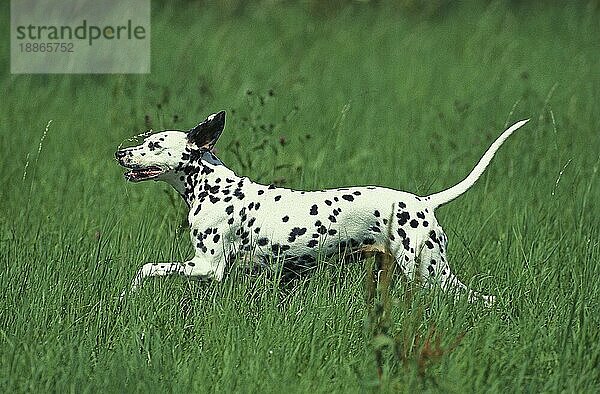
[115,150,127,160]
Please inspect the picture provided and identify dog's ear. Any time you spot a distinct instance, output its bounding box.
[187,111,226,149]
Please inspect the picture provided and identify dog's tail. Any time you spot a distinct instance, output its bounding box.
[425,119,530,209]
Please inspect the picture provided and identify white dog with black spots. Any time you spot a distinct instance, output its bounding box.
[116,111,529,305]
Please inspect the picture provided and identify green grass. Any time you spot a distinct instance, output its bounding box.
[1,1,600,392]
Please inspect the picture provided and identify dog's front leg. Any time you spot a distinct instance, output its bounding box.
[121,256,225,299]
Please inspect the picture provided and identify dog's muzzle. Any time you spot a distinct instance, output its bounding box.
[115,150,164,182]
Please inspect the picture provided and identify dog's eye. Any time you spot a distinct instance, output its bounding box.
[148,141,162,151]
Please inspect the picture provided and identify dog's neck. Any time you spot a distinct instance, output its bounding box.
[167,150,239,207]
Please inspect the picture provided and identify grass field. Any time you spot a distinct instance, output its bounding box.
[1,1,600,392]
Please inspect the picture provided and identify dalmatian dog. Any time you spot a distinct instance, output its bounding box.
[116,111,529,304]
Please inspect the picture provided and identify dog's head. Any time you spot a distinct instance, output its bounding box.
[115,111,226,183]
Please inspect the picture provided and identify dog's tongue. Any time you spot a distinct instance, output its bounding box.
[124,166,163,182]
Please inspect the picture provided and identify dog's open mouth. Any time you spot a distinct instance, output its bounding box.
[124,166,164,182]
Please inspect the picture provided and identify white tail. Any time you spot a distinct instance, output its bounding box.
[425,119,530,208]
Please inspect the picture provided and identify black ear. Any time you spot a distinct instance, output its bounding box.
[187,111,226,149]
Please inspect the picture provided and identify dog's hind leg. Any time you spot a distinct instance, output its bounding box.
[418,229,495,306]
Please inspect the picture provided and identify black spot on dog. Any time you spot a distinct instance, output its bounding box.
[233,189,245,200]
[201,166,214,175]
[258,190,264,195]
[342,195,354,202]
[373,210,380,217]
[410,219,419,228]
[307,239,318,248]
[288,227,306,242]
[147,141,161,151]
[258,238,269,246]
[225,205,234,215]
[429,230,438,243]
[290,227,307,237]
[282,216,289,222]
[275,195,282,202]
[402,237,410,251]
[325,200,332,206]
[427,265,435,275]
[310,205,318,215]
[213,234,220,243]
[397,211,410,226]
